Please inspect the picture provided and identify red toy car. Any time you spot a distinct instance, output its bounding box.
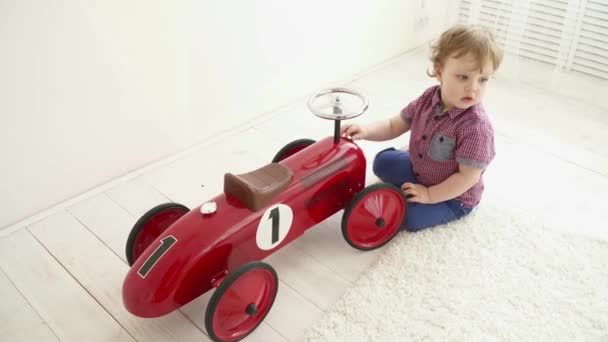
[122,88,408,342]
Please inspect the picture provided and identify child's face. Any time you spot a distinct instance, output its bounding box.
[435,53,494,111]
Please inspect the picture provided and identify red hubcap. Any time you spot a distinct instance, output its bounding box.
[132,208,187,262]
[346,188,405,249]
[213,268,277,340]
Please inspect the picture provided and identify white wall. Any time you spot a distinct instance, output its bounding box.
[0,0,453,229]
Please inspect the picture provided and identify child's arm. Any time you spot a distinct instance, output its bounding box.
[341,114,410,141]
[427,164,482,203]
[402,163,482,204]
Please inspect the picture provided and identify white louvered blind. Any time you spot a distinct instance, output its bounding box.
[459,0,608,80]
[570,0,608,79]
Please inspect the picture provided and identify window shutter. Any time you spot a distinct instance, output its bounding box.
[458,0,608,80]
[570,0,608,79]
[460,0,473,22]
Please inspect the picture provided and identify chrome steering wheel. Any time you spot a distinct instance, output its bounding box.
[307,88,369,121]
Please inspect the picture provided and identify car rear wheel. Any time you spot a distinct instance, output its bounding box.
[125,202,189,266]
[271,138,315,163]
[205,261,278,342]
[342,183,407,251]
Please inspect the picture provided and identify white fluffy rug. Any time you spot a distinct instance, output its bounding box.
[304,204,608,341]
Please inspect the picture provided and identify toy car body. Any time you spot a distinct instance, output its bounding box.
[123,136,366,316]
[122,88,407,342]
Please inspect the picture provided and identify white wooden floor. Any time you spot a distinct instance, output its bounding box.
[2,47,607,342]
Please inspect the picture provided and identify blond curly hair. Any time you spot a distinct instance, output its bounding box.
[428,24,504,77]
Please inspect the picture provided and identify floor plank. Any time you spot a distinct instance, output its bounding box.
[265,243,352,311]
[105,177,170,219]
[485,135,608,240]
[291,214,386,284]
[263,278,324,341]
[142,129,264,209]
[28,211,211,342]
[0,229,135,342]
[67,193,135,263]
[0,269,58,342]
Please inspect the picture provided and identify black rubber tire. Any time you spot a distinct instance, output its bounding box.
[271,138,316,163]
[125,202,189,266]
[205,261,279,342]
[342,183,407,251]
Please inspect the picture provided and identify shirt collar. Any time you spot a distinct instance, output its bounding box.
[432,85,476,119]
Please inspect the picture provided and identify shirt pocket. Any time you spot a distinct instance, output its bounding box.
[428,132,456,161]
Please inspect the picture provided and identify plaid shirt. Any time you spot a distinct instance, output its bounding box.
[400,85,495,208]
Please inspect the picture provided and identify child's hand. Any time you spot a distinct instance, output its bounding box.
[340,123,367,140]
[401,182,431,204]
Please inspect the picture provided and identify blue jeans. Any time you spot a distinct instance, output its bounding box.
[372,147,472,232]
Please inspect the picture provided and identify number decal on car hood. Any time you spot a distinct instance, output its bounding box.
[256,204,293,250]
[138,235,178,279]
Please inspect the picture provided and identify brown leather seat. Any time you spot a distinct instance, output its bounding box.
[224,163,293,211]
